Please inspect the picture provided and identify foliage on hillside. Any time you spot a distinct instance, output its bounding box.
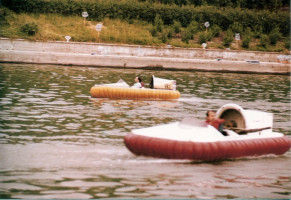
[139,0,290,10]
[0,0,289,52]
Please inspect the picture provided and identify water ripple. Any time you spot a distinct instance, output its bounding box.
[0,63,290,199]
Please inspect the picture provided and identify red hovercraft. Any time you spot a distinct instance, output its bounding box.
[124,104,291,161]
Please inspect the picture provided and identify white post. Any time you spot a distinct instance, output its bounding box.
[96,23,103,43]
[82,12,88,25]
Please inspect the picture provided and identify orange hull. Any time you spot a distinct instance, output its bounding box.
[90,86,180,100]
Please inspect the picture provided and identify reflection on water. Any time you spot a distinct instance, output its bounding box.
[0,63,290,199]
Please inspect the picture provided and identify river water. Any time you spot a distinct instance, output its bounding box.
[0,63,290,199]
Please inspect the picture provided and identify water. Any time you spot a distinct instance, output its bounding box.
[0,63,290,199]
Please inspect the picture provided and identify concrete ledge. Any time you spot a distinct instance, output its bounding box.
[0,38,290,74]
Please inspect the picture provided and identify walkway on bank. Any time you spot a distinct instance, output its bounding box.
[0,38,290,74]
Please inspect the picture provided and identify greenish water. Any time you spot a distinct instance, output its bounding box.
[0,63,290,199]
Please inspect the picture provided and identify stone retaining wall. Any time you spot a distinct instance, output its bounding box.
[0,38,290,74]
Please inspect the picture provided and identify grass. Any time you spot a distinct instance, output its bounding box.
[0,8,160,45]
[0,7,289,53]
[99,18,159,45]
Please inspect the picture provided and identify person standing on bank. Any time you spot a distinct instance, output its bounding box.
[132,76,144,88]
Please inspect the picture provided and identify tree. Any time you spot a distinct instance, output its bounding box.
[154,15,164,32]
[269,27,282,45]
[223,29,234,47]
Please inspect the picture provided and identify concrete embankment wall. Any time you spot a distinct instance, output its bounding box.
[0,38,290,74]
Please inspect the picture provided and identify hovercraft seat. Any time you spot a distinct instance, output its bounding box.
[216,104,273,135]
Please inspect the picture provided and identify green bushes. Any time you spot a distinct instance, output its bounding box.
[242,36,251,49]
[139,0,290,10]
[223,29,234,47]
[154,15,163,32]
[186,21,201,35]
[1,0,289,37]
[210,24,221,37]
[269,27,282,45]
[198,31,213,44]
[284,38,290,50]
[230,22,243,35]
[20,22,38,36]
[180,21,200,43]
[173,20,181,34]
[241,28,252,49]
[0,6,14,26]
[180,29,191,44]
[149,26,158,37]
[259,34,268,48]
[0,0,289,51]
